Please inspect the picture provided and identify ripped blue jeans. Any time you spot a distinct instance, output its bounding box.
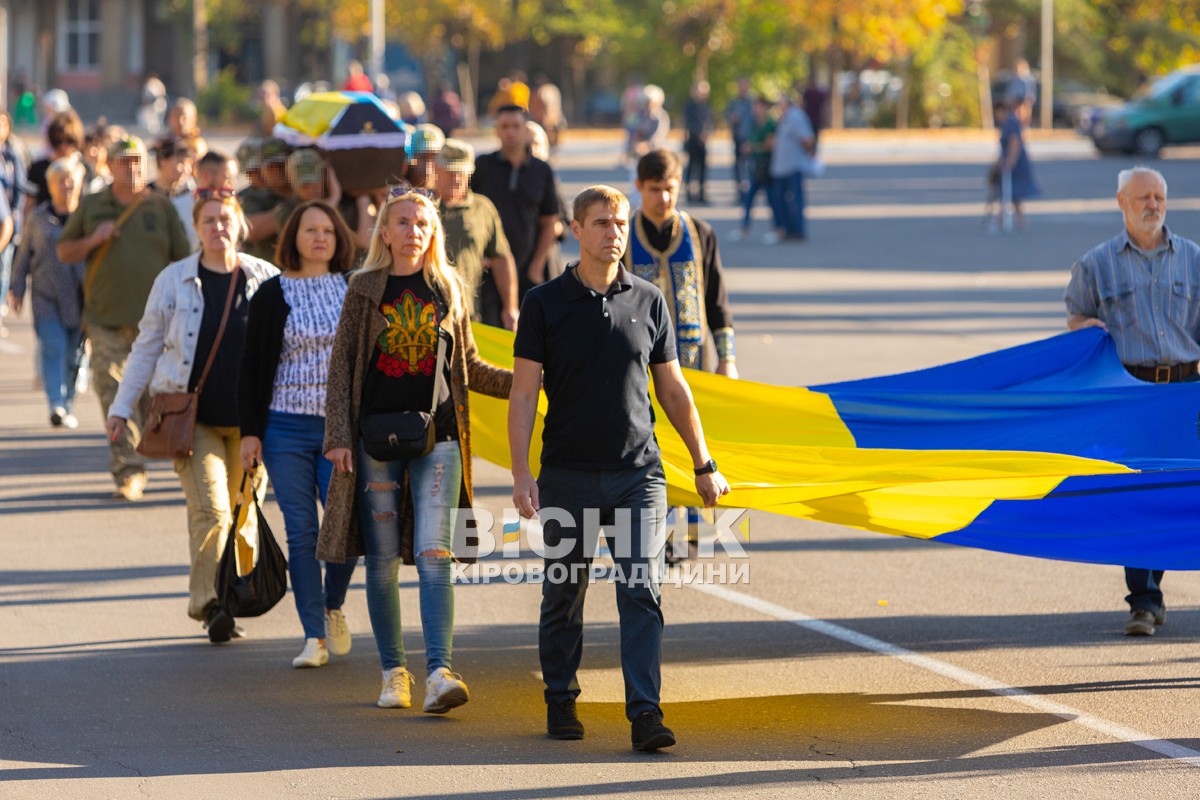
[357,439,462,674]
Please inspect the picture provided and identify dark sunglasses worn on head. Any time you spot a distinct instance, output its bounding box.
[194,187,238,202]
[388,186,435,200]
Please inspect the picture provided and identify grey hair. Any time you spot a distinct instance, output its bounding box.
[46,154,85,184]
[1118,167,1168,196]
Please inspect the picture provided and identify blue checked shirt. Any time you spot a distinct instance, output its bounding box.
[1064,226,1200,367]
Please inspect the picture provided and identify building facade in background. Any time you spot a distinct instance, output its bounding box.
[3,0,316,123]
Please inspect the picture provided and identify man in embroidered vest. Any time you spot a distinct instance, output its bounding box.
[625,148,736,555]
[625,148,736,377]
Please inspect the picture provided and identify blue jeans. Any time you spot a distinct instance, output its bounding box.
[769,171,806,237]
[33,316,83,412]
[261,411,357,640]
[0,243,13,320]
[732,137,749,200]
[357,438,462,673]
[1125,568,1165,614]
[537,461,668,721]
[741,175,769,230]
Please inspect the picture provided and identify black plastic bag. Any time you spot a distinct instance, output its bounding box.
[217,472,288,618]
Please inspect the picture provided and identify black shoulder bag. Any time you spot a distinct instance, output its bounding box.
[217,472,288,618]
[360,330,448,461]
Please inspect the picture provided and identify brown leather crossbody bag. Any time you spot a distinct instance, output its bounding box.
[137,267,241,460]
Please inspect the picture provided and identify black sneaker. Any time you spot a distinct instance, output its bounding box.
[631,710,676,752]
[546,699,584,740]
[205,607,235,643]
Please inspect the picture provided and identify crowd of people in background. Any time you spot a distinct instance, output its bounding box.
[722,78,823,245]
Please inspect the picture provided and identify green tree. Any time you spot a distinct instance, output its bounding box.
[988,0,1200,97]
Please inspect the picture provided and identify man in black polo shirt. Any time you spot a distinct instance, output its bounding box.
[471,105,560,303]
[509,185,731,752]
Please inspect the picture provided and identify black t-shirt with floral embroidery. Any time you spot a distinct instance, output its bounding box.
[361,272,458,441]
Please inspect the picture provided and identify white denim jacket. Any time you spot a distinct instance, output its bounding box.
[110,252,279,420]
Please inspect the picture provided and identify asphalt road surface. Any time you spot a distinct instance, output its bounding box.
[4,132,1200,799]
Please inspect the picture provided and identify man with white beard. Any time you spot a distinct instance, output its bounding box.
[1065,166,1200,637]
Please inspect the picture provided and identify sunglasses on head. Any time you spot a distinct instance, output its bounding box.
[388,186,436,200]
[194,187,237,202]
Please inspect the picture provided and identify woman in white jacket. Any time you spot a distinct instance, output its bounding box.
[106,189,278,643]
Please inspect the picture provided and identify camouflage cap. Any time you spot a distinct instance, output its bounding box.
[435,138,475,173]
[286,148,324,187]
[236,137,263,171]
[409,123,446,155]
[260,137,290,165]
[107,134,148,162]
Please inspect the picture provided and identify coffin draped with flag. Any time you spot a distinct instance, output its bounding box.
[466,325,1200,570]
[273,91,409,191]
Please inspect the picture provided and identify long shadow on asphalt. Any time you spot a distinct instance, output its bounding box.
[3,614,1199,785]
[0,441,107,478]
[0,491,183,515]
[0,564,190,585]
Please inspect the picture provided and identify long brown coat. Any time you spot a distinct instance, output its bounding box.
[316,267,512,564]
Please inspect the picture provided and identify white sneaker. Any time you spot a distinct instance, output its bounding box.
[324,608,351,656]
[113,472,148,501]
[423,667,470,714]
[762,231,782,245]
[728,227,747,242]
[62,413,79,429]
[378,667,414,708]
[292,638,328,669]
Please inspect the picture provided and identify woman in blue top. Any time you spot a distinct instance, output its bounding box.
[239,199,360,669]
[993,100,1040,232]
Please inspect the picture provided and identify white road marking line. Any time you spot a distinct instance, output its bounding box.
[690,582,1200,767]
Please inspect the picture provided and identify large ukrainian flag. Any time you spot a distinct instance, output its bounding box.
[468,325,1200,570]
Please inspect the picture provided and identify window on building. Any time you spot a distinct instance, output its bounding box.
[58,0,102,72]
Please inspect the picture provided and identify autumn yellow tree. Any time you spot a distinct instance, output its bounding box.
[779,0,965,127]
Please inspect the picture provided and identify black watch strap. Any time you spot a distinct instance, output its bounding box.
[694,459,718,476]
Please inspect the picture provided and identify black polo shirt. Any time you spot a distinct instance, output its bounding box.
[514,264,677,470]
[471,150,559,271]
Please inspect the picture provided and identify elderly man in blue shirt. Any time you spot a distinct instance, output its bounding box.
[1064,166,1200,636]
